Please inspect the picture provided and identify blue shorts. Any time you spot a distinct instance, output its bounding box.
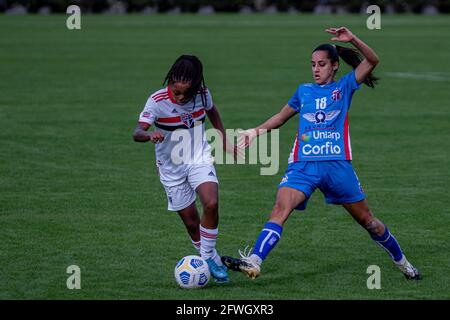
[278,161,365,210]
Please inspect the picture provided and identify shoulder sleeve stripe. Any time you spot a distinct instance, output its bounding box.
[154,95,169,103]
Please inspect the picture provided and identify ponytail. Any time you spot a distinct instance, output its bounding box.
[313,44,379,88]
[335,45,378,88]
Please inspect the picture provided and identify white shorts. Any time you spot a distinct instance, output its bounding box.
[161,164,219,212]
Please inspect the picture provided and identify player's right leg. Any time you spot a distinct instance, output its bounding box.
[177,203,201,254]
[222,186,306,279]
[162,180,200,252]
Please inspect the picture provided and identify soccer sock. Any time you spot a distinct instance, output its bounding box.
[370,224,404,263]
[200,225,223,266]
[251,222,283,264]
[190,238,201,254]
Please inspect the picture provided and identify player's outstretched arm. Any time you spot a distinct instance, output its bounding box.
[133,122,164,143]
[326,26,379,85]
[206,105,243,159]
[238,104,297,149]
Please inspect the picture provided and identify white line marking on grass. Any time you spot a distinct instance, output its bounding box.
[385,72,450,82]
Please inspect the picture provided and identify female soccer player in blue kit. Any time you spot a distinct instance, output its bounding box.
[222,27,421,280]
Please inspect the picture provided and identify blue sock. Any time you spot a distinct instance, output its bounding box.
[252,222,283,261]
[370,224,404,262]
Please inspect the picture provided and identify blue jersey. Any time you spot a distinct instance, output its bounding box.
[287,70,361,162]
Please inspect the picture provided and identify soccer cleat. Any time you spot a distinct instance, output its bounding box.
[221,256,244,272]
[205,258,229,283]
[396,258,422,280]
[221,246,261,279]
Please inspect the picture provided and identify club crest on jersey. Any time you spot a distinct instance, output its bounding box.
[332,88,341,101]
[302,110,341,124]
[181,113,194,128]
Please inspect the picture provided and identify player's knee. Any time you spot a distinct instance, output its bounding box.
[270,202,289,222]
[365,218,383,235]
[202,199,218,214]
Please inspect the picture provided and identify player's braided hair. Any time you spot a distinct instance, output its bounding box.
[163,54,207,107]
[313,44,379,88]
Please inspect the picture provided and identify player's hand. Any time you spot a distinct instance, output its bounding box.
[237,129,257,149]
[325,27,355,42]
[148,131,164,143]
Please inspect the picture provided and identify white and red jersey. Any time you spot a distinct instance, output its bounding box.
[138,86,215,186]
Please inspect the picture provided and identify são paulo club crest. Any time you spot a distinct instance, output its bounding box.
[181,112,194,128]
[332,88,341,101]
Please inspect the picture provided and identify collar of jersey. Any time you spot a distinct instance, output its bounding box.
[314,81,337,88]
[166,85,178,104]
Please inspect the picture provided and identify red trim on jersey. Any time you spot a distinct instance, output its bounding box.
[154,95,169,103]
[344,113,351,160]
[167,85,178,104]
[138,121,151,128]
[293,132,299,162]
[191,109,205,118]
[152,91,167,100]
[156,115,181,124]
[156,109,205,124]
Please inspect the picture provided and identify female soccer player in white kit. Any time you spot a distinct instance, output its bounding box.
[133,55,236,283]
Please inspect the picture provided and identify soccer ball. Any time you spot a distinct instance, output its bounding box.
[174,255,211,289]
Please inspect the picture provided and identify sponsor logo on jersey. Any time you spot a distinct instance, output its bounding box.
[208,171,215,177]
[302,110,341,124]
[142,112,151,118]
[302,141,342,156]
[301,133,311,142]
[172,108,178,113]
[310,131,341,141]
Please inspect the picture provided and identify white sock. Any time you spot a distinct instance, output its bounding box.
[200,225,223,266]
[250,254,263,266]
[395,254,406,266]
[191,238,201,254]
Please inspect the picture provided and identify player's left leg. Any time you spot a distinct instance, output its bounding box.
[343,200,421,280]
[195,180,228,283]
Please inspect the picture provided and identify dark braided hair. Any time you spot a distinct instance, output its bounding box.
[313,44,379,88]
[163,54,207,107]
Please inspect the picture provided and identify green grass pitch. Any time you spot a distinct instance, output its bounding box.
[1,14,449,299]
